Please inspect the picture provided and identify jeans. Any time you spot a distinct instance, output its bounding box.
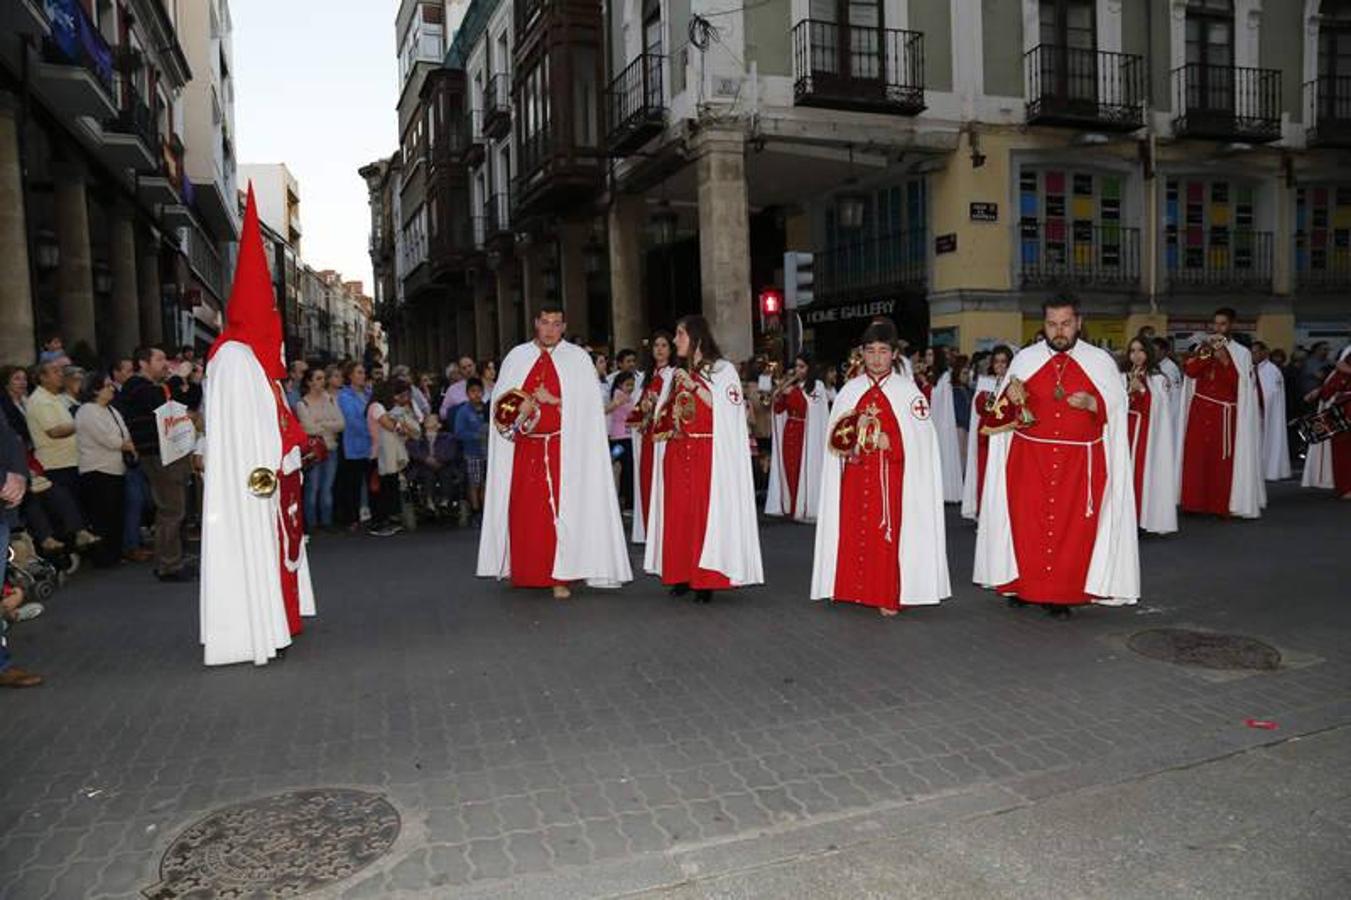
[123,465,150,551]
[303,454,339,529]
[0,520,10,672]
[142,454,191,574]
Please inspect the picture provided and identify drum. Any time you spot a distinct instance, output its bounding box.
[1294,401,1351,445]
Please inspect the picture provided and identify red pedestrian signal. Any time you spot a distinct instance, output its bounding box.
[759,289,783,317]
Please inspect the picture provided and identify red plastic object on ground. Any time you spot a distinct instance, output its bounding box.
[1244,718,1278,730]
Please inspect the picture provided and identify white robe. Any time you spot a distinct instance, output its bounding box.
[476,340,633,588]
[1130,372,1178,536]
[961,374,998,520]
[1257,359,1292,481]
[931,370,964,503]
[764,381,829,522]
[1303,346,1351,489]
[974,341,1139,605]
[1159,356,1184,438]
[1176,340,1266,518]
[200,341,316,667]
[644,361,763,586]
[630,367,670,543]
[810,373,951,605]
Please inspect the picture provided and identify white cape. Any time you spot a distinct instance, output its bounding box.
[764,381,829,521]
[644,361,763,586]
[200,341,316,667]
[961,374,998,520]
[1159,356,1184,438]
[476,340,633,587]
[811,373,951,605]
[1257,360,1292,481]
[974,341,1139,604]
[1303,346,1351,489]
[1176,341,1266,517]
[931,370,964,503]
[631,367,671,543]
[1130,372,1178,536]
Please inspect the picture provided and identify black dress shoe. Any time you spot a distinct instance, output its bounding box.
[694,589,712,604]
[669,583,690,597]
[1044,605,1072,619]
[1005,596,1029,609]
[155,567,197,583]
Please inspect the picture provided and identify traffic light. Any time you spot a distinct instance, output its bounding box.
[759,288,783,317]
[784,251,814,309]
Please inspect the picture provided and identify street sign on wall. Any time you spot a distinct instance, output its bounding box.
[969,202,998,222]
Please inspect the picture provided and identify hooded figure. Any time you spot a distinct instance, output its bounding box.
[199,185,316,666]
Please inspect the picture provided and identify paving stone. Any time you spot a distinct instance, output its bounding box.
[543,823,592,867]
[582,818,629,861]
[465,838,513,882]
[506,831,553,874]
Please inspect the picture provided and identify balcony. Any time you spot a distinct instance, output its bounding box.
[472,214,487,250]
[1019,221,1141,288]
[1172,64,1282,143]
[1305,76,1351,149]
[484,73,512,141]
[1,0,46,38]
[607,51,666,157]
[36,0,117,121]
[102,98,160,171]
[791,20,925,115]
[1166,229,1273,292]
[1024,45,1145,132]
[464,109,485,167]
[815,231,927,303]
[513,122,603,219]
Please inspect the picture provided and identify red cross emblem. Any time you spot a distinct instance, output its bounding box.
[910,395,930,420]
[726,385,743,406]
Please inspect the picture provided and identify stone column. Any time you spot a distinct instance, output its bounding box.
[108,204,139,356]
[559,220,591,341]
[695,128,753,361]
[54,171,97,354]
[473,276,496,359]
[0,93,35,366]
[520,243,544,330]
[138,236,163,346]
[455,295,475,362]
[494,260,520,351]
[608,194,646,352]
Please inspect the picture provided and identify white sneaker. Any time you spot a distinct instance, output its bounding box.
[13,603,44,622]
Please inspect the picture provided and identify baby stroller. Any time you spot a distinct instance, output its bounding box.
[6,532,63,604]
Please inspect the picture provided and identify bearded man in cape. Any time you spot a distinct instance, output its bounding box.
[476,302,631,597]
[199,185,316,666]
[811,319,950,616]
[974,295,1139,617]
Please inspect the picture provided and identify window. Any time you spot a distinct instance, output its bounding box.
[1019,168,1125,271]
[1037,0,1097,105]
[1040,0,1096,50]
[805,0,886,81]
[1295,185,1351,278]
[1318,0,1351,121]
[573,48,599,148]
[1184,0,1234,112]
[821,178,927,293]
[1165,176,1257,272]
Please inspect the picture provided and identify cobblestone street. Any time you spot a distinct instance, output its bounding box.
[0,483,1347,899]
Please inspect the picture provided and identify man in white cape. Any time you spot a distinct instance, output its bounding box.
[476,304,631,596]
[1252,341,1291,481]
[928,359,964,504]
[1153,337,1185,437]
[764,363,829,523]
[974,297,1139,613]
[1176,309,1266,518]
[812,320,950,614]
[200,185,316,667]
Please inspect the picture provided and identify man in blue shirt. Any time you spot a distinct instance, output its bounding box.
[335,362,373,529]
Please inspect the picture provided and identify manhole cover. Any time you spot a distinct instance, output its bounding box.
[144,789,400,899]
[1127,629,1281,671]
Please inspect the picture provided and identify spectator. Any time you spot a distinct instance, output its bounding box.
[453,377,488,526]
[0,413,42,688]
[1,365,30,445]
[335,361,373,530]
[370,363,386,385]
[439,356,477,421]
[606,348,638,389]
[60,366,85,413]
[116,346,194,581]
[606,370,637,510]
[295,367,344,532]
[479,359,497,400]
[283,359,308,410]
[75,372,131,568]
[25,358,82,501]
[367,378,417,537]
[109,357,134,391]
[409,370,435,423]
[37,332,68,366]
[406,413,457,514]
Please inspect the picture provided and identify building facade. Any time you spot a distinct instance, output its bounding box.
[366,0,1351,367]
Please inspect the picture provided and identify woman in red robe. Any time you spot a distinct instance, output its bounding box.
[1180,340,1238,515]
[1124,338,1153,520]
[508,350,564,589]
[769,354,814,516]
[970,345,1014,515]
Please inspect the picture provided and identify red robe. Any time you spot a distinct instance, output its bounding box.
[509,351,564,587]
[991,353,1107,605]
[637,371,664,533]
[1180,355,1238,515]
[773,386,808,515]
[1320,370,1351,497]
[1126,376,1150,521]
[661,375,730,590]
[832,381,905,610]
[274,382,305,636]
[971,389,996,514]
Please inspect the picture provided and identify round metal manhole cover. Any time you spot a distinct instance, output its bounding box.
[1127,629,1281,671]
[144,789,400,899]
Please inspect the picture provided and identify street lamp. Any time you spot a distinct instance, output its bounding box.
[92,261,113,294]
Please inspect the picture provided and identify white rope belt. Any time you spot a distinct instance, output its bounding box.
[522,431,560,522]
[1013,431,1104,516]
[1195,393,1236,460]
[1127,409,1142,463]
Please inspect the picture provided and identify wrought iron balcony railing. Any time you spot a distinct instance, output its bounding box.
[791,20,925,114]
[607,50,666,156]
[1166,228,1273,291]
[42,0,115,96]
[1305,76,1351,148]
[484,73,512,138]
[815,231,927,301]
[1024,45,1145,131]
[1019,221,1141,287]
[110,97,159,153]
[1173,63,1282,143]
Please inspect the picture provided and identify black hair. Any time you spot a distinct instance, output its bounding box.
[675,315,723,372]
[616,348,637,364]
[1124,334,1159,374]
[80,371,112,402]
[794,352,819,396]
[1214,306,1238,323]
[133,345,165,368]
[536,300,565,318]
[611,370,637,398]
[859,318,898,348]
[1042,293,1080,315]
[465,377,484,392]
[642,330,674,374]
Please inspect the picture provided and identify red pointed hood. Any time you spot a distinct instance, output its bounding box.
[208,183,286,380]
